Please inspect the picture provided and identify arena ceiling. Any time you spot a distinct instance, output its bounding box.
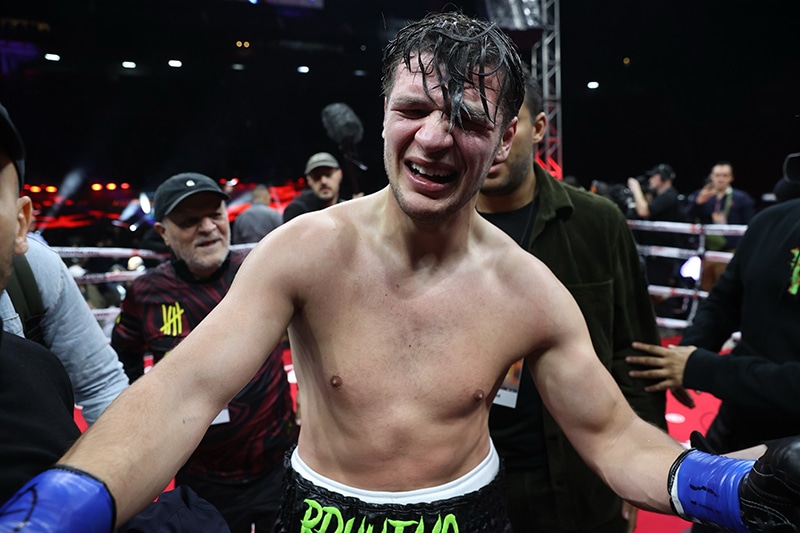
[2,0,799,217]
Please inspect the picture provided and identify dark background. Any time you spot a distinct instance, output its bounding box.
[1,0,798,211]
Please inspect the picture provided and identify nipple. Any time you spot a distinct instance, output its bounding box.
[473,389,485,402]
[330,375,343,388]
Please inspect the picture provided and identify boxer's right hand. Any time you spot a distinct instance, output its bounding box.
[739,436,800,531]
[0,466,115,532]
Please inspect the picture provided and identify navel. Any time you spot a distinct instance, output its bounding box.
[473,389,485,402]
[330,375,343,388]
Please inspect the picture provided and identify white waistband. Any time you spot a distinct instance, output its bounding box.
[291,442,500,505]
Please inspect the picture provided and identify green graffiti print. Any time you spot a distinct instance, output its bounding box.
[789,247,800,296]
[299,498,460,533]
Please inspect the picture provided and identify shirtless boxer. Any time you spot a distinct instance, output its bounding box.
[1,11,798,533]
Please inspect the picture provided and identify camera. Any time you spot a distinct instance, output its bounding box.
[591,180,636,216]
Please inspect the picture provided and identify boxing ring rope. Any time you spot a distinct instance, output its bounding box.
[53,225,744,333]
[52,243,257,325]
[627,220,747,330]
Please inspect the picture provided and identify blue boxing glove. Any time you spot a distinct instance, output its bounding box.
[0,466,116,532]
[669,438,800,532]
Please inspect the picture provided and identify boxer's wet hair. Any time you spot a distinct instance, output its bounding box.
[381,11,525,131]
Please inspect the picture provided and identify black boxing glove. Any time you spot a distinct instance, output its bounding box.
[738,436,800,531]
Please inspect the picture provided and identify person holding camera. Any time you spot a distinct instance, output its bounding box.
[627,164,686,292]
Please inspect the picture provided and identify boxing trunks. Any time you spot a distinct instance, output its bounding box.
[276,443,512,532]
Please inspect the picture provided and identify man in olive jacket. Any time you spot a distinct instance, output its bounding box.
[478,76,667,532]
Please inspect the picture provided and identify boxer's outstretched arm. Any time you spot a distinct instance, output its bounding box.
[0,224,308,530]
[62,228,304,524]
[525,280,684,514]
[527,279,800,531]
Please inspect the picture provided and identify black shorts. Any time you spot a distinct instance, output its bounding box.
[275,456,512,532]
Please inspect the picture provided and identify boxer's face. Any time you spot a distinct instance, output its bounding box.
[381,57,517,223]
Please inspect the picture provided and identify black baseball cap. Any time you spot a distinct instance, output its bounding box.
[646,163,676,181]
[153,172,229,221]
[0,101,26,189]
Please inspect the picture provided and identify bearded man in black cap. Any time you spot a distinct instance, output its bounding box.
[111,172,299,532]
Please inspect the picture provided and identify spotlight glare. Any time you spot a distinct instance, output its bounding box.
[139,193,151,214]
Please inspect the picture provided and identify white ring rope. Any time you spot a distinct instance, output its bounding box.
[54,243,256,323]
[626,221,746,329]
[54,224,743,331]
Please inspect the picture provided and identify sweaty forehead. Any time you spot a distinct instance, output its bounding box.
[389,59,502,118]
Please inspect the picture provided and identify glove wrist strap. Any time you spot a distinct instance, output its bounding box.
[668,449,754,533]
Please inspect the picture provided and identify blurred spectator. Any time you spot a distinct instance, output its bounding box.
[627,164,688,318]
[0,100,82,502]
[232,184,282,244]
[477,73,666,533]
[685,161,755,290]
[0,102,128,425]
[112,172,298,532]
[772,152,800,203]
[283,152,343,223]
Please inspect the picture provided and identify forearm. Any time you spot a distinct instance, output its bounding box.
[591,413,684,513]
[57,356,220,525]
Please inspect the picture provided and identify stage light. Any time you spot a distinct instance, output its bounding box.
[121,183,130,190]
[45,186,57,193]
[91,183,103,191]
[587,81,600,89]
[297,66,310,74]
[139,193,151,214]
[122,61,136,69]
[106,183,117,190]
[44,53,61,62]
[29,185,42,193]
[168,59,182,68]
[232,64,245,71]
